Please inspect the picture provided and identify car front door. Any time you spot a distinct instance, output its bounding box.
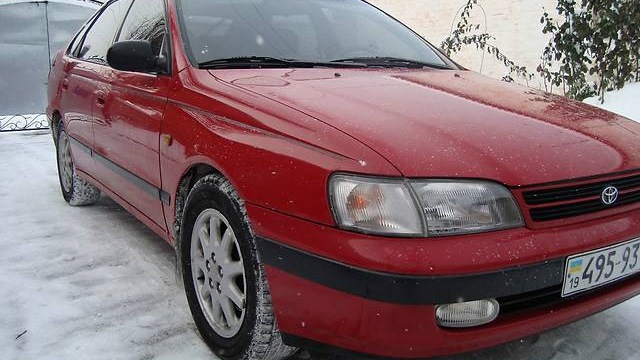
[91,0,170,231]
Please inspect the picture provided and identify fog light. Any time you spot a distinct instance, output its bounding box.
[435,299,500,328]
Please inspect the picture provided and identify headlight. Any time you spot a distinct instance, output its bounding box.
[411,180,524,236]
[329,175,523,237]
[329,175,423,236]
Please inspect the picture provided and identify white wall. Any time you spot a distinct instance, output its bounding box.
[369,0,557,88]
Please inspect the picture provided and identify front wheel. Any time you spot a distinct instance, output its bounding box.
[180,174,296,360]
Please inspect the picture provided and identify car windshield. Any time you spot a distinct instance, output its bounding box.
[176,0,453,69]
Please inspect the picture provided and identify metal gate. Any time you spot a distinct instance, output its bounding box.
[0,0,100,132]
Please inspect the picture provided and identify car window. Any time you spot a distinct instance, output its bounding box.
[68,11,101,57]
[67,26,87,57]
[176,0,449,67]
[117,0,168,61]
[79,0,133,64]
[321,7,425,61]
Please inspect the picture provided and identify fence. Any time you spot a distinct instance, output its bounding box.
[0,0,99,131]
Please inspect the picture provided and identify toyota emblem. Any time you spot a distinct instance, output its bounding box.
[601,186,619,205]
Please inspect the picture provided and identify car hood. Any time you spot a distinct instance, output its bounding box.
[212,68,640,186]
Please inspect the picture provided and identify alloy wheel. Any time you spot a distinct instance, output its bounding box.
[57,132,74,193]
[190,209,247,338]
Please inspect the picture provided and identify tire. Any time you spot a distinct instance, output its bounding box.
[180,174,296,360]
[56,123,100,206]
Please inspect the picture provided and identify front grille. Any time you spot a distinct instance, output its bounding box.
[523,173,640,222]
[498,285,562,315]
[498,273,640,317]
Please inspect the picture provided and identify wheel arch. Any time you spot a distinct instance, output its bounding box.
[173,161,241,243]
[172,162,252,290]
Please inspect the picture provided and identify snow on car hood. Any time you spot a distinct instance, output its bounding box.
[211,68,640,186]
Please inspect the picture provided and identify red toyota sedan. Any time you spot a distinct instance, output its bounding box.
[47,0,640,359]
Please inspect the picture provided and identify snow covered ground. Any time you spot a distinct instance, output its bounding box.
[0,131,214,360]
[1,131,640,360]
[584,82,640,122]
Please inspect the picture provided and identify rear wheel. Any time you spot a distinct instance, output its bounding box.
[181,174,296,360]
[56,124,100,206]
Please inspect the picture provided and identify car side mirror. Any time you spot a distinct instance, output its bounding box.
[107,40,158,73]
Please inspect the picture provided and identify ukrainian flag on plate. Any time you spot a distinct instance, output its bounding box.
[569,259,583,274]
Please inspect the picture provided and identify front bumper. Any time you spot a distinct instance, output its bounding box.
[247,203,640,358]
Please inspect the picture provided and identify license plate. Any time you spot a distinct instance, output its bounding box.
[562,238,640,297]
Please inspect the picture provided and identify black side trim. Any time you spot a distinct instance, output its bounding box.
[68,135,171,205]
[257,237,564,305]
[68,136,92,155]
[159,189,171,204]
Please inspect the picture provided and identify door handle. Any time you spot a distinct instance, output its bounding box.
[96,90,106,107]
[162,134,173,147]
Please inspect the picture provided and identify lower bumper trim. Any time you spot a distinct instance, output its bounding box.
[256,236,564,305]
[281,333,389,360]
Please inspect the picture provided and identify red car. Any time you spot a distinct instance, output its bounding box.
[47,0,640,359]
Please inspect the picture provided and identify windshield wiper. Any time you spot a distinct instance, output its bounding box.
[330,57,451,69]
[198,56,368,69]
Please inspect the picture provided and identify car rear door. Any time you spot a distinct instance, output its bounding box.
[91,0,170,230]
